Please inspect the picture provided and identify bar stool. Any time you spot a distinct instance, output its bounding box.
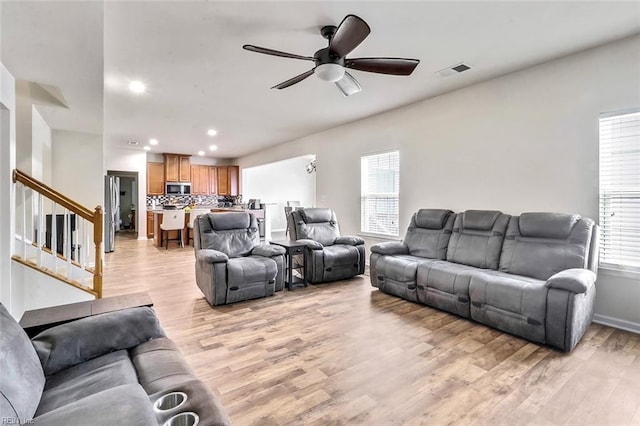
[160,209,185,249]
[187,209,210,246]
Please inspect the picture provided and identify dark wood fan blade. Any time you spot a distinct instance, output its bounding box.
[243,45,314,61]
[346,58,420,75]
[329,15,371,58]
[271,69,315,89]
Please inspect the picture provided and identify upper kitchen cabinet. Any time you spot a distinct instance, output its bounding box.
[217,165,239,196]
[190,165,210,195]
[164,154,191,182]
[147,162,165,195]
[208,166,217,195]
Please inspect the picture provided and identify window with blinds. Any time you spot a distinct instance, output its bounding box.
[599,110,640,270]
[361,150,399,236]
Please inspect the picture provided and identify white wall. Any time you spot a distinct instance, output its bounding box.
[52,129,104,210]
[242,155,316,232]
[33,106,52,185]
[0,63,17,316]
[237,35,640,330]
[106,147,147,238]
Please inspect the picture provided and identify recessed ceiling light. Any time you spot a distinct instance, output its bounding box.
[198,150,205,156]
[128,80,146,94]
[207,129,217,137]
[149,138,159,145]
[143,146,151,151]
[209,145,218,151]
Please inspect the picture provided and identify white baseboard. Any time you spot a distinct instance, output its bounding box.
[593,313,640,334]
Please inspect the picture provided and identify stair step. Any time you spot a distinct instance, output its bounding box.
[11,255,98,297]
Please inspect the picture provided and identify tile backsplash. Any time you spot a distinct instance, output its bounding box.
[146,194,218,207]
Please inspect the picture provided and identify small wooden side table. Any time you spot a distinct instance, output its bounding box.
[269,240,307,290]
[19,292,154,337]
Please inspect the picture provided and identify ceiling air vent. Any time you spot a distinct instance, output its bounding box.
[127,140,139,146]
[436,63,471,77]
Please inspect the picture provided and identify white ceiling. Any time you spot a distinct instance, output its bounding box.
[3,1,640,159]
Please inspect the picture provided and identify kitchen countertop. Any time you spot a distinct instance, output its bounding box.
[148,206,263,213]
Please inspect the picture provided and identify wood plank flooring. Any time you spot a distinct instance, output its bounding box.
[103,234,640,425]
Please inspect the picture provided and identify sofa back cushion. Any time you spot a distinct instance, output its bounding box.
[0,303,45,421]
[289,208,340,246]
[195,212,259,258]
[446,210,510,269]
[499,212,594,280]
[403,209,455,259]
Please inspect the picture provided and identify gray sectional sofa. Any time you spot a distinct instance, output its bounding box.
[370,209,599,351]
[0,304,231,425]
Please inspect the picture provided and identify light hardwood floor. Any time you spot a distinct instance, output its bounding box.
[104,234,640,425]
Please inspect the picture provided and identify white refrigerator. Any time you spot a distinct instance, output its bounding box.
[104,175,120,252]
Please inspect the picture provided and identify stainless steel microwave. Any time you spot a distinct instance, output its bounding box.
[165,182,191,195]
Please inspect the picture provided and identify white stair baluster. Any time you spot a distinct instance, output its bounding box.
[37,193,43,267]
[51,202,57,273]
[21,185,26,260]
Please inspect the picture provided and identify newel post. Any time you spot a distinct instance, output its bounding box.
[93,205,103,298]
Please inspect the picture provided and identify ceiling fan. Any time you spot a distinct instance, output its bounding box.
[243,14,420,97]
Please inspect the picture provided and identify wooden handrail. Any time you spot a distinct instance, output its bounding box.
[12,169,103,298]
[13,169,94,221]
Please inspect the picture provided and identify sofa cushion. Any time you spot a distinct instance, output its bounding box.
[373,255,437,302]
[36,350,138,416]
[130,338,196,394]
[196,212,260,257]
[416,260,482,317]
[499,214,594,280]
[519,212,580,239]
[33,384,157,426]
[469,270,547,343]
[291,209,340,246]
[0,303,45,422]
[323,244,361,268]
[32,307,165,376]
[227,256,277,287]
[301,208,334,223]
[404,210,455,259]
[446,210,510,269]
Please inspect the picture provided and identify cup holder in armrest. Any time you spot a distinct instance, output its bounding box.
[163,412,199,426]
[154,392,187,413]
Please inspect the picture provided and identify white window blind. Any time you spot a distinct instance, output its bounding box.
[361,151,399,236]
[599,110,640,270]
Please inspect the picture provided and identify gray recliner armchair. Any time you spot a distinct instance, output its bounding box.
[194,212,285,305]
[287,208,366,283]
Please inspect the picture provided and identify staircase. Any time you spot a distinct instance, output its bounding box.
[11,169,103,300]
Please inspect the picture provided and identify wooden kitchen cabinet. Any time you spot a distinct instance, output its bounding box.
[164,154,191,182]
[190,165,209,195]
[147,162,165,195]
[208,166,217,195]
[217,165,239,196]
[146,211,154,238]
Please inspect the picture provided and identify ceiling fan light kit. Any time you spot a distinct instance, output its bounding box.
[315,63,345,82]
[243,14,420,96]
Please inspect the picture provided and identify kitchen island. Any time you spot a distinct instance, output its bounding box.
[150,207,267,247]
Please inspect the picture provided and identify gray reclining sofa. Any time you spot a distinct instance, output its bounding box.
[194,211,285,305]
[0,304,231,425]
[370,209,599,351]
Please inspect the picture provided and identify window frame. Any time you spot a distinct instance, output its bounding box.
[598,108,640,273]
[360,149,400,238]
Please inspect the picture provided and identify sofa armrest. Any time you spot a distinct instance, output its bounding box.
[252,244,285,257]
[335,236,365,246]
[31,307,165,375]
[196,249,229,264]
[296,239,324,250]
[545,268,596,293]
[370,241,409,255]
